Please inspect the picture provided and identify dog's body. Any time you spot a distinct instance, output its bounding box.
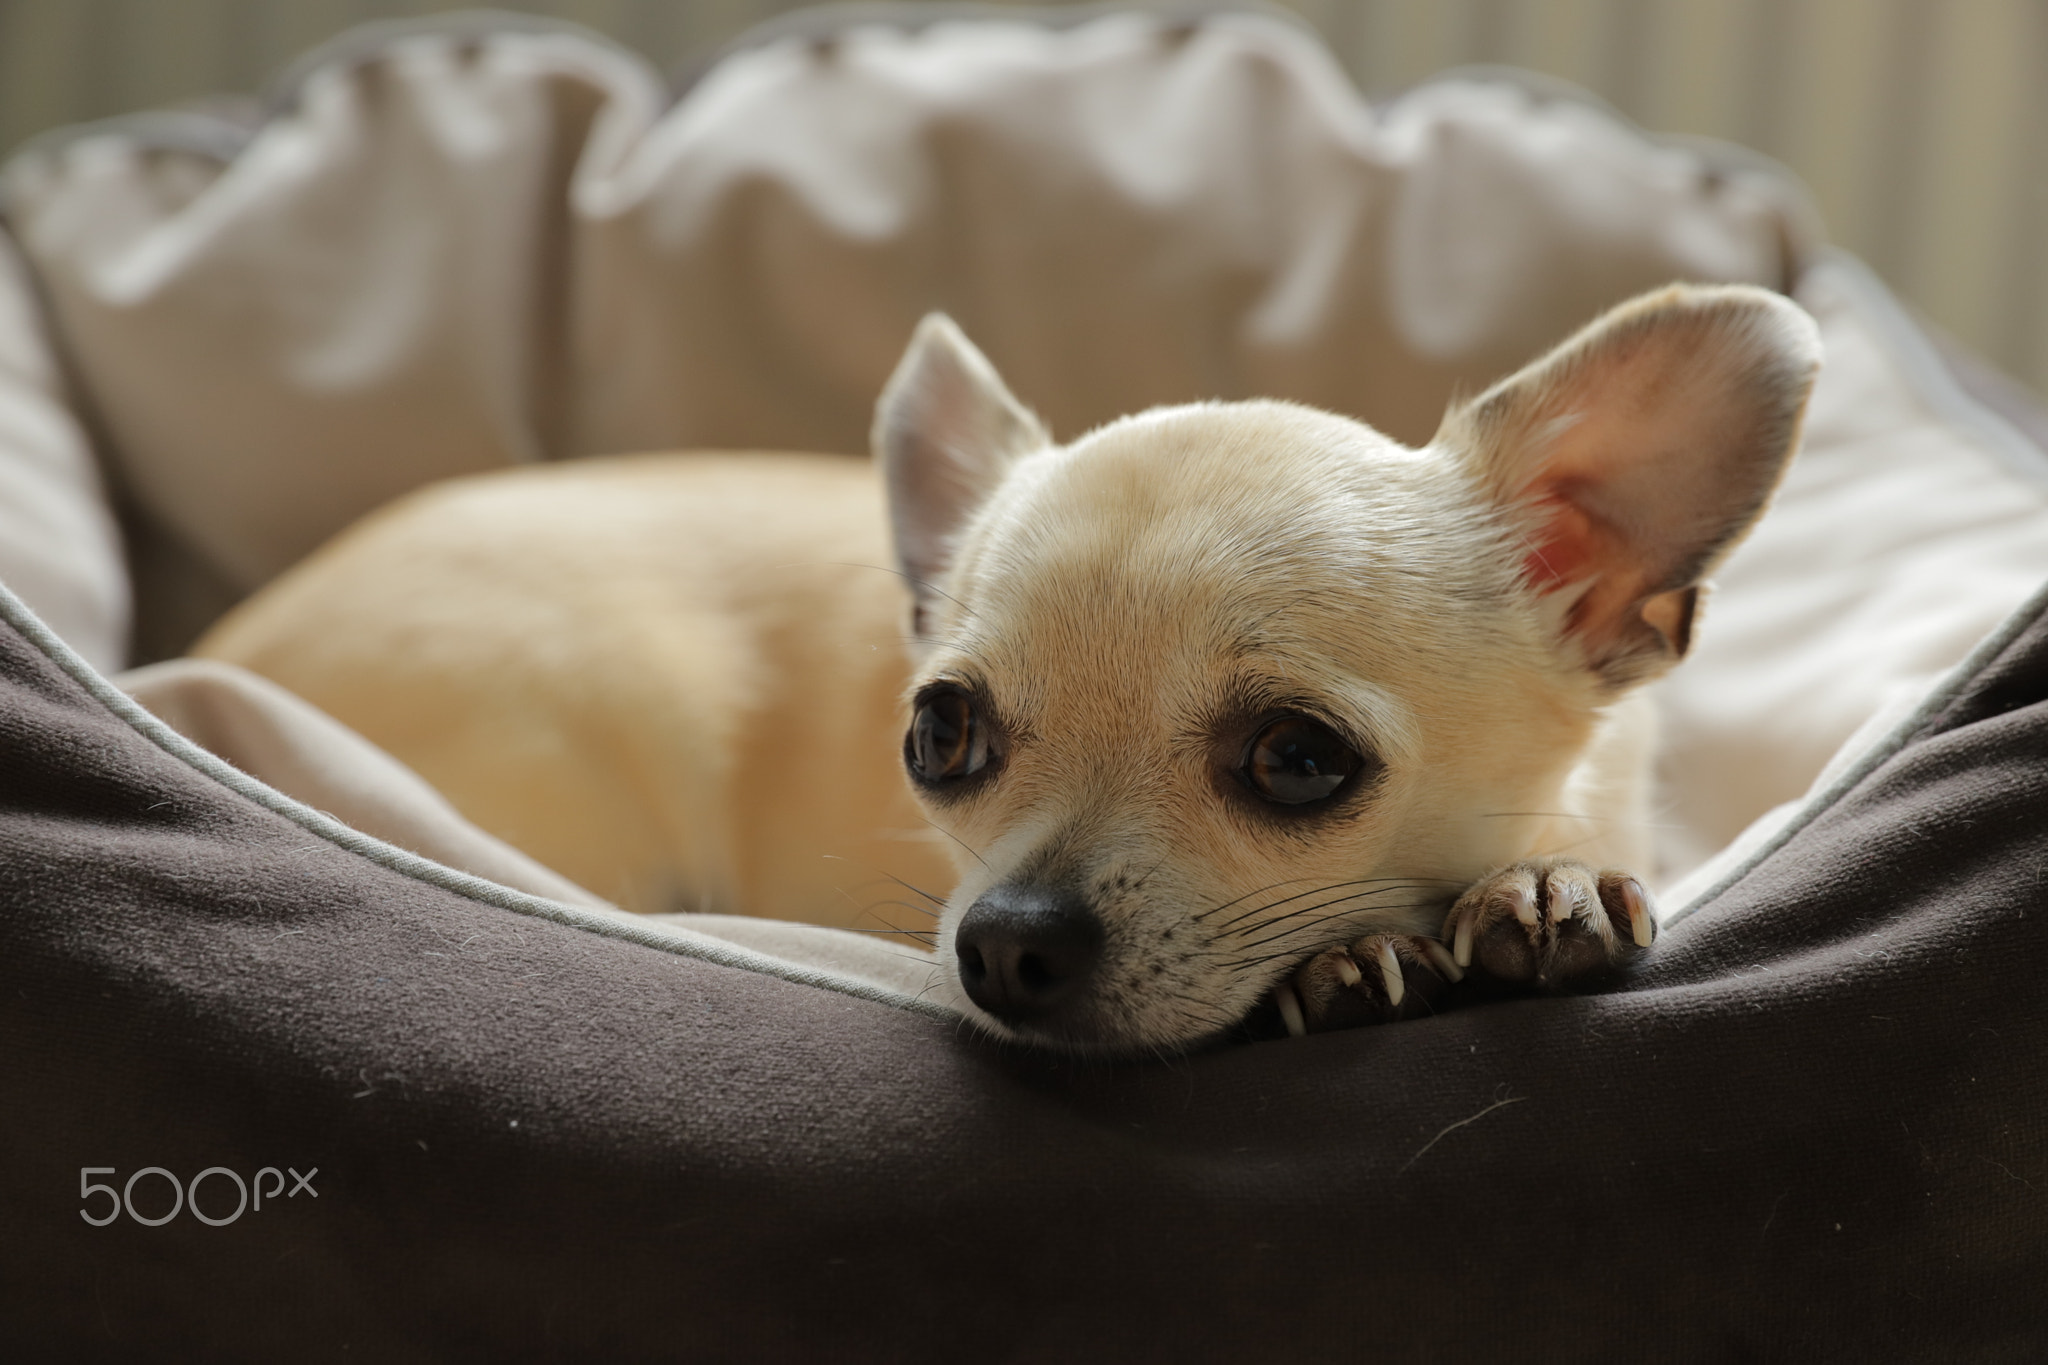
[198,284,1820,1053]
[197,453,959,929]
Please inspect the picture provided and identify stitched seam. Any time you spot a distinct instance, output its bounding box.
[0,579,959,1021]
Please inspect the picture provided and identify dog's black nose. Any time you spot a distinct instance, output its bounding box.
[954,885,1103,1026]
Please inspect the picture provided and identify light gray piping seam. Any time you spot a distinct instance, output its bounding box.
[0,111,256,203]
[1377,62,1827,270]
[0,578,958,1022]
[1661,570,2048,929]
[672,1,1317,88]
[0,13,663,175]
[254,10,665,122]
[3,5,1300,172]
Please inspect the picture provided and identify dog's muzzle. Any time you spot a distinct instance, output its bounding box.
[953,884,1103,1029]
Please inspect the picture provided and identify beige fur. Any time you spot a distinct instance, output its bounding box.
[197,455,956,931]
[197,283,1821,1053]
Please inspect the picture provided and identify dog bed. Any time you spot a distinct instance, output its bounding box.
[3,6,2046,1356]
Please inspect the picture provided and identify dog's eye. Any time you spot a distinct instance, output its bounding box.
[908,689,990,783]
[1242,716,1364,805]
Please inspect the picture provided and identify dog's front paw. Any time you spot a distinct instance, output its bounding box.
[1275,934,1465,1036]
[1444,858,1655,988]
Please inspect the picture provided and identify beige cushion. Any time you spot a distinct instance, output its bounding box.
[0,14,1797,598]
[0,231,127,671]
[1654,255,2048,887]
[2,10,2043,908]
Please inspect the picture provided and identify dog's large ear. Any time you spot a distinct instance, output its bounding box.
[1438,283,1822,686]
[873,314,1050,631]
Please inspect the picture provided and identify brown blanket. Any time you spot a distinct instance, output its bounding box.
[4,566,2044,1359]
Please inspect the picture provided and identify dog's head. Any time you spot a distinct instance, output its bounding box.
[873,285,1820,1052]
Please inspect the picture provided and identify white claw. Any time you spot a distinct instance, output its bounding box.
[1548,877,1572,923]
[1513,887,1540,927]
[1625,880,1655,948]
[1453,914,1474,968]
[1276,983,1307,1038]
[1421,938,1465,984]
[1334,953,1363,989]
[1377,940,1405,1008]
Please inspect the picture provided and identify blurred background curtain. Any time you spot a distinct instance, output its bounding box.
[3,0,2044,402]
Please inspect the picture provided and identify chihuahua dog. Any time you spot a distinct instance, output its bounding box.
[197,283,1820,1054]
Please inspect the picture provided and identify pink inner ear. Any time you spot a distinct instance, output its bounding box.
[1519,494,1599,592]
[1519,486,1650,651]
